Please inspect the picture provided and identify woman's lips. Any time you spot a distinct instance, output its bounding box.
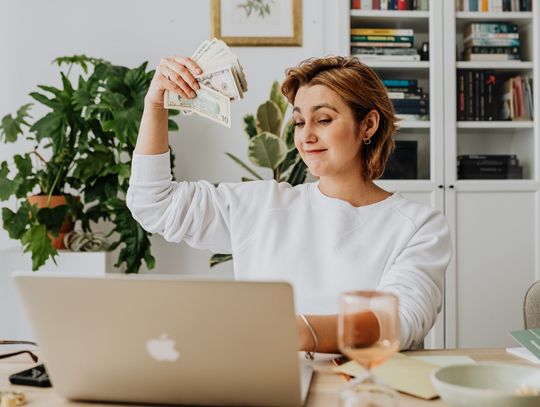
[305,149,327,155]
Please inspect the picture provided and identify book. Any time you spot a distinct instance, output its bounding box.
[350,28,414,36]
[392,99,428,108]
[464,38,520,47]
[463,53,520,61]
[351,47,419,55]
[383,79,417,87]
[464,46,520,54]
[350,41,413,48]
[350,35,414,43]
[464,23,518,36]
[510,329,540,362]
[355,54,421,62]
[388,91,428,99]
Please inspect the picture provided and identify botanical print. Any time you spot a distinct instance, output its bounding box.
[237,0,275,19]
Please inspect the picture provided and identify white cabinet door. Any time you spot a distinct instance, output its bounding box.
[445,189,540,348]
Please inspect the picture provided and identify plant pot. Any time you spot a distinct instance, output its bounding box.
[27,195,76,250]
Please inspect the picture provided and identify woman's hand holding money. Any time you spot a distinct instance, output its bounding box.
[144,56,203,109]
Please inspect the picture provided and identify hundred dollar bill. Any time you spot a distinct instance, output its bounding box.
[164,84,231,128]
[197,66,242,100]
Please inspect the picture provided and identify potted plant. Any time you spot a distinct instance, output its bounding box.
[210,81,307,267]
[0,55,178,272]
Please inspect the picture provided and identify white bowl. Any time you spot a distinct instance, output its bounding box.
[431,363,540,407]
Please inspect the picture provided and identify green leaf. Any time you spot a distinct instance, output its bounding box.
[168,119,179,132]
[0,161,18,201]
[282,118,296,148]
[248,132,288,170]
[269,80,288,117]
[210,253,233,267]
[31,112,65,143]
[278,148,301,175]
[243,114,257,138]
[225,153,264,180]
[256,100,282,136]
[21,224,57,271]
[286,158,308,186]
[0,104,32,143]
[36,205,69,232]
[29,92,59,109]
[2,207,29,240]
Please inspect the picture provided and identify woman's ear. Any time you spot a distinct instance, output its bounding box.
[363,109,380,140]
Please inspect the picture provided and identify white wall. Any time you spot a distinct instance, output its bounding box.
[0,0,336,277]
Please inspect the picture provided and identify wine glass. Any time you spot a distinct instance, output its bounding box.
[338,291,400,407]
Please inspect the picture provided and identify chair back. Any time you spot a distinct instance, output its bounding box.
[524,280,540,329]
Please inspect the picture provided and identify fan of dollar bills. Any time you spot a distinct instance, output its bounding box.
[164,38,248,128]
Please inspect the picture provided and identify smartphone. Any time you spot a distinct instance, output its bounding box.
[9,364,52,387]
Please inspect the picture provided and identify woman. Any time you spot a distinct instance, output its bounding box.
[127,55,451,354]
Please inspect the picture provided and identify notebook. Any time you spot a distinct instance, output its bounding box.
[13,272,313,406]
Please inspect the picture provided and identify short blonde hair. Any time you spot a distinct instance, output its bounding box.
[281,56,397,180]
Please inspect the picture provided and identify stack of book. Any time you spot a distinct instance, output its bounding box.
[501,75,534,120]
[456,0,532,12]
[381,140,418,179]
[457,71,533,121]
[457,70,498,120]
[462,22,521,61]
[350,0,429,10]
[383,79,429,121]
[457,154,523,179]
[351,28,420,62]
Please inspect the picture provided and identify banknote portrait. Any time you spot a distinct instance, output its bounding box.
[211,0,302,46]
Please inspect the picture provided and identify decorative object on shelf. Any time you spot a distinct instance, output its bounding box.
[63,231,109,252]
[210,80,307,267]
[0,55,178,272]
[211,0,302,46]
[419,41,429,61]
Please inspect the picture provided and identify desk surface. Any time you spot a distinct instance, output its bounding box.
[0,348,535,406]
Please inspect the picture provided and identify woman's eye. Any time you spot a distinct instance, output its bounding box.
[293,122,305,128]
[318,119,331,125]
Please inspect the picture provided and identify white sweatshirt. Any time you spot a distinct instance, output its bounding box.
[127,151,451,349]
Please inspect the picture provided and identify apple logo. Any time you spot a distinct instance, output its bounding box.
[146,333,180,362]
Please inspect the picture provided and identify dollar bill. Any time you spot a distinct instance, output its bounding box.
[164,84,231,128]
[197,66,242,100]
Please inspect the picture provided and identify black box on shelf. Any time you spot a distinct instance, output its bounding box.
[457,154,523,179]
[381,140,418,180]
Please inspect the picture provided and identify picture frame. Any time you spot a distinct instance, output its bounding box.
[211,0,302,46]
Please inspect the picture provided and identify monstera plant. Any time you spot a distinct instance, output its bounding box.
[210,81,307,267]
[0,55,178,272]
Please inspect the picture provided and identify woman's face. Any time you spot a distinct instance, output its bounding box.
[293,84,363,179]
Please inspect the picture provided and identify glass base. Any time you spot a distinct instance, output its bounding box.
[339,383,399,407]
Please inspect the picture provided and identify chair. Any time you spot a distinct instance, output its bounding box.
[523,280,540,329]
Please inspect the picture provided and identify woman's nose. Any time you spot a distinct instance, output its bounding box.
[299,123,317,143]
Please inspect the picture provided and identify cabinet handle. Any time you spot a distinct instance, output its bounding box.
[449,185,455,189]
[438,185,444,189]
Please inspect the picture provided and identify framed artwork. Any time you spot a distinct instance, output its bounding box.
[211,0,302,46]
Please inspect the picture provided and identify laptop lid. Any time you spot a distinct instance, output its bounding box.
[14,272,312,406]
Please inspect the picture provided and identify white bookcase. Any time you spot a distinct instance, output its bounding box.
[331,0,540,349]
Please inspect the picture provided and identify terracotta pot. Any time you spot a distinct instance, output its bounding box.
[27,195,77,250]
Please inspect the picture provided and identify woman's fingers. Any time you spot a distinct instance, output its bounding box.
[160,56,201,95]
[159,65,195,99]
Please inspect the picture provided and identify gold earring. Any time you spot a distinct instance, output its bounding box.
[363,137,371,145]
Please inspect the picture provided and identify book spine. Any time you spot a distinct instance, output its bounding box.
[350,28,414,36]
[383,79,418,87]
[397,0,407,10]
[392,99,428,107]
[458,71,466,121]
[350,41,412,48]
[350,35,414,43]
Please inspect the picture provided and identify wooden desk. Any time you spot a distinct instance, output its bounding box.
[0,348,534,406]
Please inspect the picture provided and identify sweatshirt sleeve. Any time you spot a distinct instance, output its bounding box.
[378,208,451,350]
[126,151,232,253]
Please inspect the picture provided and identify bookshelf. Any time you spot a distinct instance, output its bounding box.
[443,0,539,349]
[332,0,539,349]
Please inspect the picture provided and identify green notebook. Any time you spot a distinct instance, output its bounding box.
[510,328,540,361]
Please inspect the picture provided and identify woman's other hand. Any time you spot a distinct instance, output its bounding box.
[144,56,203,109]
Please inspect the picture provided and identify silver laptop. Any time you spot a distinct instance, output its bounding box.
[13,273,313,406]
